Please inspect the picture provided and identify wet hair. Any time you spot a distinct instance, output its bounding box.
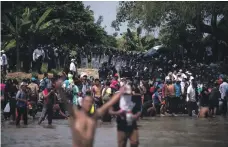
[44,72,48,77]
[95,78,100,82]
[74,77,81,85]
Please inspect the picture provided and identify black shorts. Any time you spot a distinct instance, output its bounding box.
[209,100,219,109]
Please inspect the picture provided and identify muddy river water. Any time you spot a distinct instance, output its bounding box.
[1,116,228,147]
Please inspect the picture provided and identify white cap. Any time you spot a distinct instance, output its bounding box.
[20,82,28,86]
[190,76,194,80]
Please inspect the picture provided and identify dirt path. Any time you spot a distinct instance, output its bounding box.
[6,68,98,79]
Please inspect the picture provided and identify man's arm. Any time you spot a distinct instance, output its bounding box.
[33,51,36,61]
[132,111,141,120]
[187,87,190,101]
[96,90,123,118]
[43,90,53,99]
[109,107,124,116]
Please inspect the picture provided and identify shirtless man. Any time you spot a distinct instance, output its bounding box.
[92,79,102,109]
[56,79,124,147]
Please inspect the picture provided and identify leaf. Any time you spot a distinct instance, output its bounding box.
[2,14,16,34]
[39,19,60,30]
[3,39,16,51]
[35,8,53,31]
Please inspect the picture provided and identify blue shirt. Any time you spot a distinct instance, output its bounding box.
[64,80,70,89]
[16,90,27,108]
[174,83,181,97]
[158,83,163,89]
[152,92,160,105]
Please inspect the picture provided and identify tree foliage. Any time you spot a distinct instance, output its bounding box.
[1,1,118,71]
[114,1,228,60]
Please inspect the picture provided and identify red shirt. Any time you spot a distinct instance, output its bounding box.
[110,80,118,90]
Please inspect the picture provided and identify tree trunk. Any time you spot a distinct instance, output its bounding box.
[211,8,218,62]
[16,37,20,71]
[16,16,20,71]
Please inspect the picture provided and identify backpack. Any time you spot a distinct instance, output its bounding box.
[40,78,51,91]
[102,88,111,102]
[29,84,37,97]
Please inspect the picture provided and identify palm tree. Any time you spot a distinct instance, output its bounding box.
[2,7,59,71]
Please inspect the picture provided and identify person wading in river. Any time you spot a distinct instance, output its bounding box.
[92,79,102,109]
[109,81,141,147]
[55,79,125,147]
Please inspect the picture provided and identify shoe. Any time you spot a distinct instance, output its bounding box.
[160,114,165,117]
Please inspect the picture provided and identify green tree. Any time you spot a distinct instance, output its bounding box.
[2,1,118,72]
[114,1,228,60]
[2,7,58,70]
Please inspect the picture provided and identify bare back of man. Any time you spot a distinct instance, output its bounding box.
[55,79,124,147]
[71,92,123,147]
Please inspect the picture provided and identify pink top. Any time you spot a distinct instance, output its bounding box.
[0,83,5,92]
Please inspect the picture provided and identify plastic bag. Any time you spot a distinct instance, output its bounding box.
[4,102,10,113]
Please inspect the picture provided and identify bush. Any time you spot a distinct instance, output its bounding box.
[41,63,48,73]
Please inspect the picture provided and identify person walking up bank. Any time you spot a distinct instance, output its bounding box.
[70,59,77,77]
[15,82,28,127]
[0,50,8,76]
[186,80,198,116]
[219,78,228,116]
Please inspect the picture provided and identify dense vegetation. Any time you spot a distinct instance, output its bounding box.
[1,1,118,71]
[112,1,228,61]
[1,2,228,72]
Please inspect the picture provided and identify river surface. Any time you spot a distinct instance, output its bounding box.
[1,116,228,147]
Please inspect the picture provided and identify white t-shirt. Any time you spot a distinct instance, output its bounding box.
[172,74,177,81]
[165,76,171,82]
[119,94,135,111]
[206,47,213,56]
[187,85,196,102]
[70,62,76,72]
[180,81,185,94]
[181,73,187,79]
[1,54,8,65]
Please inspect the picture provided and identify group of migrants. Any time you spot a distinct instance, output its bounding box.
[1,44,228,147]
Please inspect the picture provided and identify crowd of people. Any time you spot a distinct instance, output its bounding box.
[1,46,228,147]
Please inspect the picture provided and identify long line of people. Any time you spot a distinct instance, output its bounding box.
[1,61,228,128]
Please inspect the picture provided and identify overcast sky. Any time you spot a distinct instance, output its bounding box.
[83,1,127,36]
[83,1,159,38]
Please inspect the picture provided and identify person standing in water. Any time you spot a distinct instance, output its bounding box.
[55,79,125,147]
[92,79,102,109]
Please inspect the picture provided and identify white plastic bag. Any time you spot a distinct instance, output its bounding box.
[4,102,10,113]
